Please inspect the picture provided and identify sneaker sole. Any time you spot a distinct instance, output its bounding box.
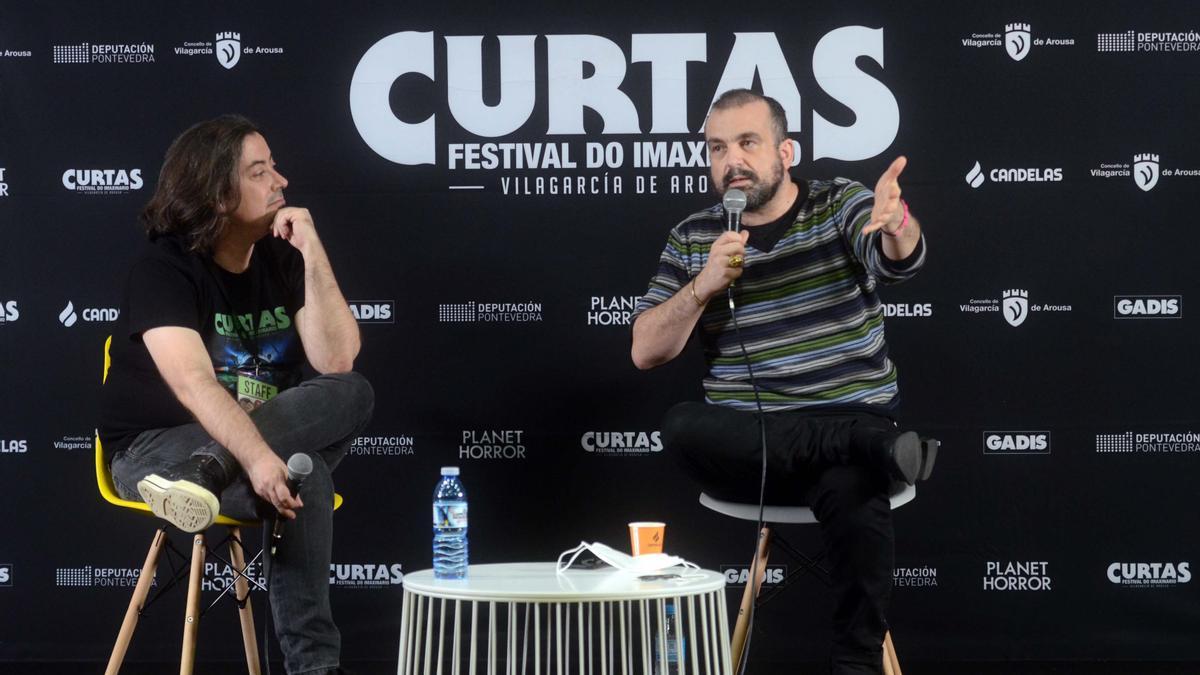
[891,431,923,484]
[919,438,939,481]
[137,474,220,533]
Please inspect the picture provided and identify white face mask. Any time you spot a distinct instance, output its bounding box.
[555,541,697,575]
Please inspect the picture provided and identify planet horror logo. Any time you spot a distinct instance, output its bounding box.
[588,296,639,325]
[460,429,526,460]
[350,28,900,195]
[984,561,1051,591]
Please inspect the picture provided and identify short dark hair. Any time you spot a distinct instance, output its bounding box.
[141,114,261,253]
[709,89,789,144]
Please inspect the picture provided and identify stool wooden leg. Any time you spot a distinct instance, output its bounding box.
[228,526,262,675]
[180,534,206,675]
[730,525,773,671]
[883,630,902,675]
[106,528,167,675]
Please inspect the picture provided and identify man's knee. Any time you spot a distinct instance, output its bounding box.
[661,401,708,452]
[324,371,374,410]
[809,467,891,530]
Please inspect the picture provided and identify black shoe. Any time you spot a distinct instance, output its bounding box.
[136,455,229,532]
[876,431,938,484]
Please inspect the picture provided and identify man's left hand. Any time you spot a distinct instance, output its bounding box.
[864,156,907,235]
[271,207,321,256]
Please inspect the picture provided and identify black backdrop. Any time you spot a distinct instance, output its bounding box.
[2,0,1199,668]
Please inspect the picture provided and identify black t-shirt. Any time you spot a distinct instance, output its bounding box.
[744,180,807,253]
[99,234,307,453]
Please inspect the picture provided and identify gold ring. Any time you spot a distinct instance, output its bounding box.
[728,254,744,268]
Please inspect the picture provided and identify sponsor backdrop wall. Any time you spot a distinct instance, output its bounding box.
[1,0,1198,668]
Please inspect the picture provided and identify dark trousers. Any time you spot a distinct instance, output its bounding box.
[111,372,375,675]
[662,401,895,675]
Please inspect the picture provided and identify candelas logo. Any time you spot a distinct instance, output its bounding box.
[59,301,119,327]
[1114,295,1181,319]
[882,302,932,318]
[965,161,1062,188]
[351,28,900,166]
[1107,562,1190,588]
[0,440,28,454]
[0,564,11,587]
[983,432,1050,455]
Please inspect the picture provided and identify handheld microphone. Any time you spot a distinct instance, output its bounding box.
[723,189,747,232]
[270,453,313,557]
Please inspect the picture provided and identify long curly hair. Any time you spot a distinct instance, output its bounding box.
[140,114,261,253]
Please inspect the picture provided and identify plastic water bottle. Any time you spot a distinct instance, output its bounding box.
[654,601,684,674]
[432,466,468,579]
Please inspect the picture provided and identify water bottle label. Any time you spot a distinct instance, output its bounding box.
[433,501,468,528]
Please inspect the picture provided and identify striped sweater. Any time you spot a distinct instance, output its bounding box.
[633,178,925,413]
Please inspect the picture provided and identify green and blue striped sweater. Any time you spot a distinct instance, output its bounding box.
[633,178,926,413]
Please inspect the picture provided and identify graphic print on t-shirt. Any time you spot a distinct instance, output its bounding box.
[209,304,303,412]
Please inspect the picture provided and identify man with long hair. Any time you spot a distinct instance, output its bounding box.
[99,114,371,674]
[632,89,935,674]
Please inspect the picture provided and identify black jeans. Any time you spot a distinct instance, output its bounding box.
[662,401,895,675]
[111,372,375,675]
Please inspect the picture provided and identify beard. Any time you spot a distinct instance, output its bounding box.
[716,159,785,212]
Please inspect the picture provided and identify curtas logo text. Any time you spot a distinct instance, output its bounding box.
[349,301,395,323]
[460,430,526,460]
[1114,295,1181,319]
[581,431,662,456]
[0,300,18,324]
[984,432,1050,455]
[1107,562,1191,588]
[0,167,8,197]
[984,561,1051,591]
[62,168,143,195]
[330,563,404,588]
[351,28,900,166]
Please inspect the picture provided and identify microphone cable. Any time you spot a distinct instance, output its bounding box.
[725,283,770,675]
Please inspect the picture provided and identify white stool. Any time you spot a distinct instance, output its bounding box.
[699,482,917,675]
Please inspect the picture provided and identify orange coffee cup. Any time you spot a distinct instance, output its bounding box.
[628,521,666,556]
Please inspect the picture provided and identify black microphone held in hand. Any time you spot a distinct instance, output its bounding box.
[270,453,313,556]
[723,189,747,232]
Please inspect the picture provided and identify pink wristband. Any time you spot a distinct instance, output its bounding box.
[884,200,909,237]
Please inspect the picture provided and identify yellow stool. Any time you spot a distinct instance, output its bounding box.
[98,336,343,674]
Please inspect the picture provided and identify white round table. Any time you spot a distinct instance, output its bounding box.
[397,562,731,675]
